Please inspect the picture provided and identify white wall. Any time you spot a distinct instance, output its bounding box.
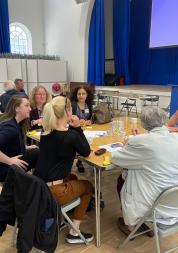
[8,0,45,54]
[44,0,94,82]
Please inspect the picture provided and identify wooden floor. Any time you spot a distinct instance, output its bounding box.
[118,85,171,93]
[96,85,171,93]
[1,164,178,253]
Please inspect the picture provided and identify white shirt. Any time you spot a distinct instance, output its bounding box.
[111,126,178,226]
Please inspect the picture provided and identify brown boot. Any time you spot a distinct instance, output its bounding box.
[117,217,133,236]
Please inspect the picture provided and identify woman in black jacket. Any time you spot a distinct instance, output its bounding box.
[34,96,93,244]
[70,85,94,172]
[0,95,39,181]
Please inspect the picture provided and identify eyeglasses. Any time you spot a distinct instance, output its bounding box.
[35,93,47,97]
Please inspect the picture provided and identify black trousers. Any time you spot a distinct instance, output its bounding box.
[0,148,39,182]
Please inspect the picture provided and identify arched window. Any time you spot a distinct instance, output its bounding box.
[10,23,32,54]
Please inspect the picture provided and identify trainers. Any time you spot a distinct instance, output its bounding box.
[66,232,93,244]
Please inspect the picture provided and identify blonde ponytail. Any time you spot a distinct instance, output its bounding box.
[42,96,70,134]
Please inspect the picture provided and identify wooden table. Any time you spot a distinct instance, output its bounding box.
[27,117,144,247]
[79,118,144,247]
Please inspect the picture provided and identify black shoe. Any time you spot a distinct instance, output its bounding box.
[141,224,154,237]
[76,161,85,173]
[66,232,93,244]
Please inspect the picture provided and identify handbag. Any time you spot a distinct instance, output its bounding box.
[92,102,112,124]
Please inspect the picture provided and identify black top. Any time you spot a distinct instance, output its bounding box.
[0,118,26,180]
[0,89,21,113]
[34,127,90,182]
[29,108,42,130]
[0,118,25,156]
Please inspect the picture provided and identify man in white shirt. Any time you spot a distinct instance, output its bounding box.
[111,106,178,235]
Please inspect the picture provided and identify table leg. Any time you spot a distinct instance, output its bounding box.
[94,167,101,247]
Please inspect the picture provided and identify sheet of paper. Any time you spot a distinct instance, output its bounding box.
[84,130,107,139]
[99,142,123,152]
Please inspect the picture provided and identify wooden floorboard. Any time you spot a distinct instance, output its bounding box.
[1,166,178,253]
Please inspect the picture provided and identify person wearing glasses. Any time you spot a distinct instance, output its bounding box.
[29,86,51,130]
[112,107,178,236]
[34,96,93,244]
[70,85,94,173]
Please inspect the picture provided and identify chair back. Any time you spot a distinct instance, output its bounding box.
[123,98,136,105]
[152,185,178,212]
[145,95,159,102]
[97,92,104,100]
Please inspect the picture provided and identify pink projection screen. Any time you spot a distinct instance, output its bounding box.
[150,0,178,48]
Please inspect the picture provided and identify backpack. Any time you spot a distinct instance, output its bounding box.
[92,102,112,124]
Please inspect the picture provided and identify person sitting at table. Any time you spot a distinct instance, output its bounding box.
[111,106,178,236]
[14,78,27,95]
[0,95,39,182]
[0,80,20,113]
[51,82,64,98]
[70,85,94,172]
[29,86,51,130]
[167,110,178,132]
[34,96,93,244]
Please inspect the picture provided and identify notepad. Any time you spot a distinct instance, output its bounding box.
[84,130,107,139]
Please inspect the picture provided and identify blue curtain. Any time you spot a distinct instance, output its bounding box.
[0,0,10,53]
[129,0,178,85]
[88,0,105,86]
[113,0,131,84]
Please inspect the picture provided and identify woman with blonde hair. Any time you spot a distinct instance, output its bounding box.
[34,96,93,244]
[29,85,51,130]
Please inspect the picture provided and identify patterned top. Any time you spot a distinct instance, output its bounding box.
[76,103,90,120]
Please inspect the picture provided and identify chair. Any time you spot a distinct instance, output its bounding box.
[97,92,114,117]
[119,98,138,116]
[8,179,88,247]
[141,95,159,106]
[61,198,88,245]
[120,185,178,253]
[11,199,87,251]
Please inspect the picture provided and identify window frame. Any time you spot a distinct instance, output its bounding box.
[10,22,32,54]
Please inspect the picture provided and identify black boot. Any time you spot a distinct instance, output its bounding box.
[76,160,85,173]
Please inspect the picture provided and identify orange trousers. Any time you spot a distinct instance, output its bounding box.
[49,174,93,220]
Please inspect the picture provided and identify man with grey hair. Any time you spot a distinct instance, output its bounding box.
[0,80,20,113]
[112,106,178,235]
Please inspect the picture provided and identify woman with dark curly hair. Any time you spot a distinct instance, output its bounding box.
[70,85,94,172]
[70,85,94,126]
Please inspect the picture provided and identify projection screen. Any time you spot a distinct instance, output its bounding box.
[150,0,178,48]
